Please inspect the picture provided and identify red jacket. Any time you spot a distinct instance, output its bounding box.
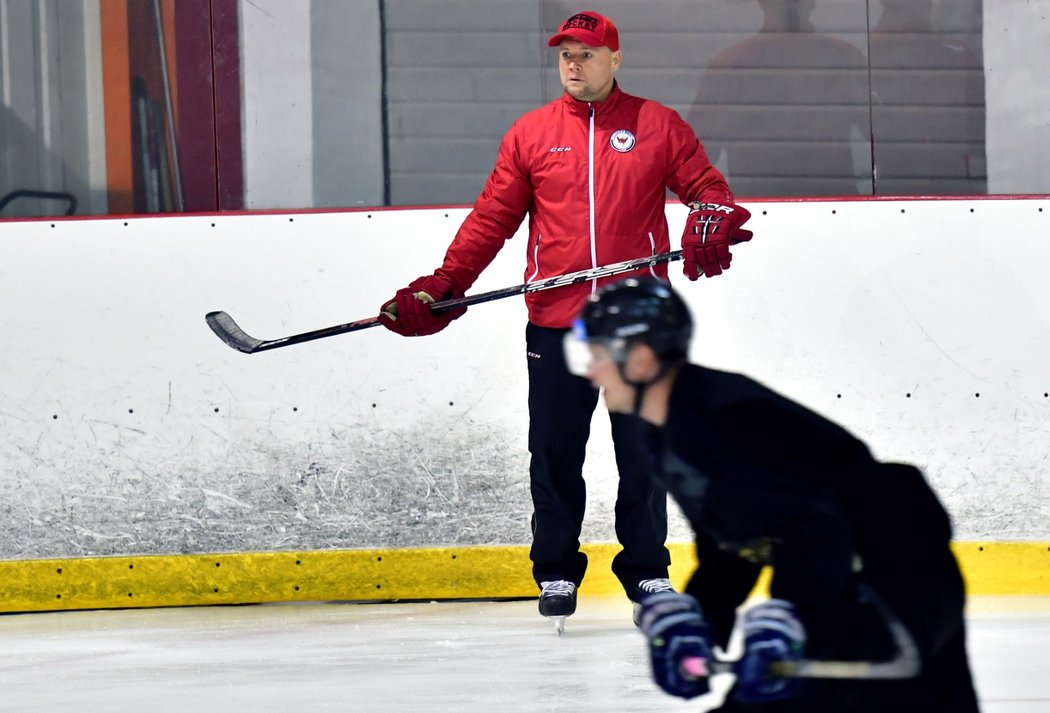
[436,82,733,328]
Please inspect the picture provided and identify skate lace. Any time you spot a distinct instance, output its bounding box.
[540,580,576,597]
[637,578,674,595]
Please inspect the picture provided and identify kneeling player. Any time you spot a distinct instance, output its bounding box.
[566,277,980,712]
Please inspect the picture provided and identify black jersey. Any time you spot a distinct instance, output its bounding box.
[650,364,965,662]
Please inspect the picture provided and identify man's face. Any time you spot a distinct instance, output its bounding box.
[557,40,621,102]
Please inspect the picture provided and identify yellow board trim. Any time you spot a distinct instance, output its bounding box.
[0,542,1046,613]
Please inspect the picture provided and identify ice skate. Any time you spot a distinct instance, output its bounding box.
[632,577,675,626]
[538,580,577,635]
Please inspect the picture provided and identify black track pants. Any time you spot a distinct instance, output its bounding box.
[525,323,670,595]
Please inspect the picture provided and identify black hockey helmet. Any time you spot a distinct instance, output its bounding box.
[566,276,692,374]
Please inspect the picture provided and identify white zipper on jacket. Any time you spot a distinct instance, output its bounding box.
[588,106,598,293]
[527,234,541,282]
[647,231,658,278]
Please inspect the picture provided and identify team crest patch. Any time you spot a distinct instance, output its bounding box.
[610,129,636,153]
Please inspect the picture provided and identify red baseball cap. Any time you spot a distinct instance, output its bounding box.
[547,11,620,51]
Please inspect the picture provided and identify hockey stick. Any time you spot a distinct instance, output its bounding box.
[206,250,683,354]
[682,587,921,681]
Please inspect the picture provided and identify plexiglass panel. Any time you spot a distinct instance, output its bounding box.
[867,0,986,195]
[5,0,1050,217]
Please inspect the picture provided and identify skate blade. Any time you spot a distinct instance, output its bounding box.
[551,615,566,635]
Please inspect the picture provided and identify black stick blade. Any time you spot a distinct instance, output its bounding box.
[205,311,265,354]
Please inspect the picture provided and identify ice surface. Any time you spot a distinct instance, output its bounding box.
[0,596,1046,712]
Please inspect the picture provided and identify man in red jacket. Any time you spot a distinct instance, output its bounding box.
[379,10,753,630]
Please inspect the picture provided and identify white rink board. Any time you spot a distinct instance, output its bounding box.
[0,198,1047,558]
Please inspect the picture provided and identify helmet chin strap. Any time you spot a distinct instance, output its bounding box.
[619,362,671,417]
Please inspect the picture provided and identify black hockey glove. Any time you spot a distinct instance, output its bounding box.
[637,591,715,699]
[733,599,806,703]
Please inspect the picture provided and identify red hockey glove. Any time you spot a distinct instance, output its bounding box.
[681,202,753,280]
[377,274,466,337]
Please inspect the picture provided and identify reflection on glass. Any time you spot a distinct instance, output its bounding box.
[868,0,986,195]
[1,1,104,217]
[128,0,182,214]
[0,0,1035,217]
[687,0,870,198]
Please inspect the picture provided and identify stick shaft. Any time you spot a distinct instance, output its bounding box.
[206,251,682,354]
